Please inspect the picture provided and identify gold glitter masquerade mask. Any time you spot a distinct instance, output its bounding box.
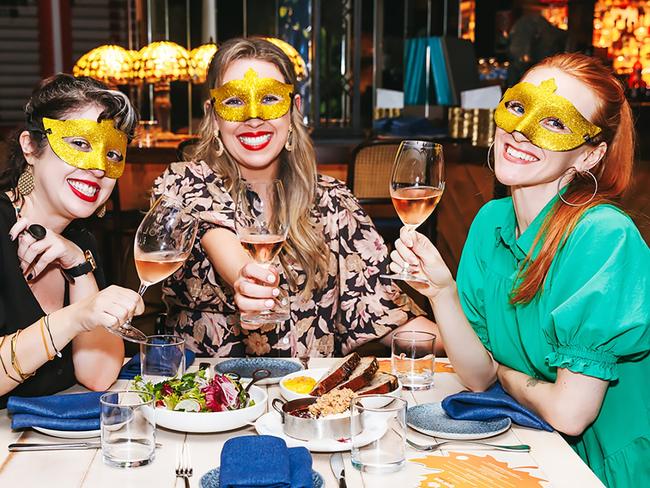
[494,78,602,152]
[42,117,127,178]
[210,68,293,122]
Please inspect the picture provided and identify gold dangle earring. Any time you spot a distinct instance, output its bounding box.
[285,125,294,152]
[17,164,35,196]
[95,204,106,218]
[213,127,225,157]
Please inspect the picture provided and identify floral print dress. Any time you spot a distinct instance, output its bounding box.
[152,160,423,357]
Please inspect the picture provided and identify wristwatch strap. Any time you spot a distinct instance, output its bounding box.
[61,250,96,283]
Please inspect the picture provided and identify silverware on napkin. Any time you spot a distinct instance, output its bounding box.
[9,441,162,452]
[329,452,347,488]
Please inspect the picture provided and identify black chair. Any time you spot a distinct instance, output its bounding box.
[176,137,201,161]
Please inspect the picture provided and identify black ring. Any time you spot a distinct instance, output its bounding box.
[27,224,47,241]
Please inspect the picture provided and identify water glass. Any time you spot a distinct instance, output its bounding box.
[351,396,407,474]
[136,120,158,148]
[140,335,186,383]
[391,331,436,390]
[100,391,155,468]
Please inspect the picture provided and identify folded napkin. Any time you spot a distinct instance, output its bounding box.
[219,435,313,488]
[118,349,196,380]
[441,382,553,431]
[7,391,104,431]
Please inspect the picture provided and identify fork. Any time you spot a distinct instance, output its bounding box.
[175,445,193,488]
[406,438,530,452]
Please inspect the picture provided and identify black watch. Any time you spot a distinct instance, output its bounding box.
[61,250,96,283]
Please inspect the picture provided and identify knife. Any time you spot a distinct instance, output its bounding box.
[8,442,162,452]
[329,452,347,488]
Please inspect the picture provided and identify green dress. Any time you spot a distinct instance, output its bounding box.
[456,195,650,488]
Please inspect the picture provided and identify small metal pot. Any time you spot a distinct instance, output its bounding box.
[272,397,362,441]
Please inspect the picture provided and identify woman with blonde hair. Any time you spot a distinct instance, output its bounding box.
[153,37,439,358]
[391,53,649,487]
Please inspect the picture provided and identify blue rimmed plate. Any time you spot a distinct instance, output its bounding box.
[199,467,324,488]
[215,358,302,385]
[407,402,511,440]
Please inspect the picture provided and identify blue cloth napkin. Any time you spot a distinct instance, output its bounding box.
[118,349,196,380]
[441,382,554,431]
[7,392,103,431]
[219,435,313,488]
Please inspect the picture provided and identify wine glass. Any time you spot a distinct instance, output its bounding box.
[109,195,198,343]
[235,180,290,326]
[381,140,445,282]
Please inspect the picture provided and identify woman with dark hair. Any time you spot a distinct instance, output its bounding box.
[391,53,649,487]
[0,74,144,407]
[153,37,440,358]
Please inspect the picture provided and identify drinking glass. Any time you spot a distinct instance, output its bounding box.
[381,140,445,282]
[100,390,155,468]
[351,396,407,474]
[234,180,290,326]
[108,195,198,343]
[140,335,186,383]
[391,331,436,390]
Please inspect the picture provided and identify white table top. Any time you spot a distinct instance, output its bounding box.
[0,358,605,488]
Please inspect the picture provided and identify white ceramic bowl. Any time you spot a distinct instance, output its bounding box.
[154,385,267,433]
[279,368,402,407]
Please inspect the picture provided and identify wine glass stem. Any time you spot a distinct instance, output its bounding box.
[138,282,149,296]
[402,224,418,274]
[122,282,149,330]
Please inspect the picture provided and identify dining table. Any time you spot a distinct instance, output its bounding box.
[0,357,605,488]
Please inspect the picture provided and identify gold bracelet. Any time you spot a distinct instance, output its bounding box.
[0,335,21,384]
[38,317,54,361]
[10,330,35,382]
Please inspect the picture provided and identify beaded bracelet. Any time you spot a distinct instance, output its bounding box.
[38,317,55,361]
[10,329,35,382]
[0,335,21,384]
[44,314,62,358]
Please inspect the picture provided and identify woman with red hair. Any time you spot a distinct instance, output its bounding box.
[391,53,649,487]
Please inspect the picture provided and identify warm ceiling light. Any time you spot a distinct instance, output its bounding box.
[72,44,135,86]
[189,43,218,83]
[264,37,308,82]
[135,41,191,83]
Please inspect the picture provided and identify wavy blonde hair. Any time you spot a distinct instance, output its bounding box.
[191,37,329,297]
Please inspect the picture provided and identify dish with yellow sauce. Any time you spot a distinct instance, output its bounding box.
[282,375,317,394]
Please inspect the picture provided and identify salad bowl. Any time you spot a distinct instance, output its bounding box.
[155,385,267,433]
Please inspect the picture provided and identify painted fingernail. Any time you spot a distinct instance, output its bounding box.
[264,299,274,308]
[267,274,275,283]
[272,288,280,296]
[26,273,33,281]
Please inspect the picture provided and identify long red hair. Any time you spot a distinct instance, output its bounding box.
[511,53,635,304]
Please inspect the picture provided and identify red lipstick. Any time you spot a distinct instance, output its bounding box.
[503,143,540,165]
[67,178,100,203]
[237,131,273,151]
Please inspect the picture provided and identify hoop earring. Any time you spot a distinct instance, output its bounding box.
[285,125,294,152]
[17,164,35,196]
[486,142,495,172]
[557,167,598,207]
[95,204,106,218]
[213,128,224,157]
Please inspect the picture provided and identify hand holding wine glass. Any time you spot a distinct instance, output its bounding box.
[235,180,290,326]
[108,195,198,343]
[381,140,445,283]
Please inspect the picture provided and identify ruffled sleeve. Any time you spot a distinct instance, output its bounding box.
[151,161,235,240]
[329,180,424,354]
[456,203,491,350]
[545,206,650,381]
